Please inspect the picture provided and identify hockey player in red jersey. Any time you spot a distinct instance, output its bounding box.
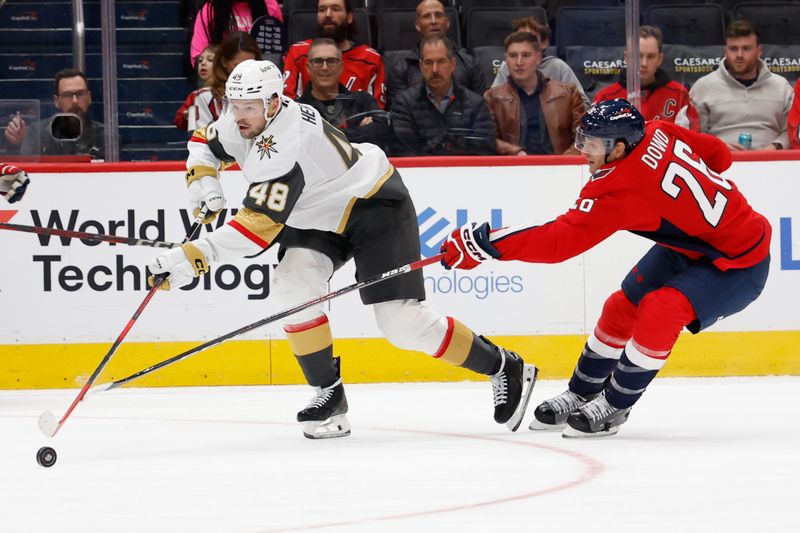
[440,98,771,438]
[282,0,385,108]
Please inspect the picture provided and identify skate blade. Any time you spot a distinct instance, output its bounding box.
[506,364,538,432]
[562,425,620,439]
[302,414,351,440]
[528,418,566,431]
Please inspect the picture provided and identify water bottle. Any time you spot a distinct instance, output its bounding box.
[738,132,752,150]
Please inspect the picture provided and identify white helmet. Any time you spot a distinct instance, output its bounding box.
[225,59,283,103]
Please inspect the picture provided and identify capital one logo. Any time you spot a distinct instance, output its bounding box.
[417,207,503,257]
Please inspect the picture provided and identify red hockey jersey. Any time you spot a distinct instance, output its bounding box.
[594,70,699,131]
[282,39,386,108]
[492,121,771,271]
[789,79,800,149]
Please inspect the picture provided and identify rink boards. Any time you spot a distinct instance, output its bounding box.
[0,155,798,388]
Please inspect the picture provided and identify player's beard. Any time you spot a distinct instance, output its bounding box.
[319,20,348,43]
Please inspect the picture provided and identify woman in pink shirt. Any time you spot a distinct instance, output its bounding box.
[191,0,283,66]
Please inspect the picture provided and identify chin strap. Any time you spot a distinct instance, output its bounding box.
[262,94,284,130]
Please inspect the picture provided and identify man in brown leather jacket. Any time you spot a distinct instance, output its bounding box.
[484,32,585,155]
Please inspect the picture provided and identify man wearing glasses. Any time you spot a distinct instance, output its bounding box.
[3,68,104,159]
[282,0,385,108]
[297,39,392,147]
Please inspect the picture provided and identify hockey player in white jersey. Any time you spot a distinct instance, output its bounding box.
[148,60,538,439]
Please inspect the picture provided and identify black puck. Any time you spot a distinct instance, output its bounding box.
[36,446,57,468]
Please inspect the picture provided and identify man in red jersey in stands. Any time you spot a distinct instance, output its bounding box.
[789,79,799,149]
[282,0,385,108]
[440,99,771,438]
[594,26,698,131]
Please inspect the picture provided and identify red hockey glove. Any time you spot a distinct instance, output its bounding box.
[440,222,500,270]
[0,163,30,203]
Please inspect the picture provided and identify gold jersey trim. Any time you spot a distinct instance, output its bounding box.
[233,207,284,245]
[335,165,395,234]
[185,165,218,186]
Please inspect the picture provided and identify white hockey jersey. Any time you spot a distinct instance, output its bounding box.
[187,97,396,235]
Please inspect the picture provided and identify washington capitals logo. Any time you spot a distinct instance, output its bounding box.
[255,134,278,160]
[591,167,615,181]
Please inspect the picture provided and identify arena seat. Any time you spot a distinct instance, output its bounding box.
[471,46,506,89]
[732,2,800,45]
[465,7,547,51]
[556,7,626,98]
[646,4,725,46]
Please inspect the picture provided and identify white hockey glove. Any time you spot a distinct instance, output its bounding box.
[0,163,30,203]
[186,166,225,223]
[148,242,212,290]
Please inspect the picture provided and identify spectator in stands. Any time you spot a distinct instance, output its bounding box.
[689,20,792,150]
[190,0,283,66]
[297,39,393,147]
[788,79,799,149]
[387,0,484,105]
[174,44,219,131]
[484,32,584,156]
[200,32,263,128]
[491,16,590,110]
[391,35,494,156]
[594,26,698,131]
[283,0,386,108]
[3,68,104,159]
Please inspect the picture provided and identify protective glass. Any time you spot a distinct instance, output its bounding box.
[224,98,265,119]
[574,130,613,156]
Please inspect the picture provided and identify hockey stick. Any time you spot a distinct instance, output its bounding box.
[0,222,180,248]
[38,206,209,438]
[84,253,444,395]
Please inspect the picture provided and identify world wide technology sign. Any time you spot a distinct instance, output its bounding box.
[0,160,797,346]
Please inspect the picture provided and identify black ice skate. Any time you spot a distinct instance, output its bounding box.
[297,358,350,439]
[562,391,631,438]
[491,348,538,431]
[529,390,597,431]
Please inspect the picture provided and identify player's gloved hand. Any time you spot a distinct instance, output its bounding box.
[440,222,500,270]
[0,163,30,203]
[148,242,211,290]
[188,175,225,224]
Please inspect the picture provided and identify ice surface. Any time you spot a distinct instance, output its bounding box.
[1,377,797,532]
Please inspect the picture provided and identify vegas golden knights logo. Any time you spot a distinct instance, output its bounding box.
[255,135,279,160]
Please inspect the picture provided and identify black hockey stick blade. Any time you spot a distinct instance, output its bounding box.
[94,253,445,394]
[0,221,180,248]
[38,206,210,438]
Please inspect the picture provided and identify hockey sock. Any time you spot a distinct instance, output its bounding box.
[569,290,637,397]
[568,332,624,398]
[606,346,663,409]
[285,314,336,387]
[605,287,696,409]
[433,317,501,375]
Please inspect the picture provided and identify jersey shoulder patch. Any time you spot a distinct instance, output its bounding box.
[590,167,615,182]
